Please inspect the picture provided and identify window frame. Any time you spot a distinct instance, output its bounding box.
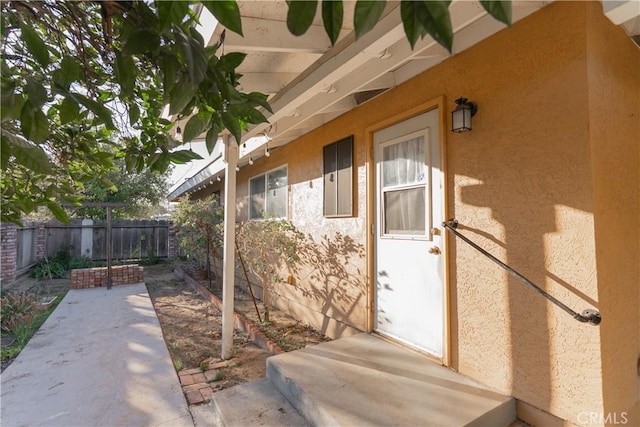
[323,135,354,218]
[248,164,289,220]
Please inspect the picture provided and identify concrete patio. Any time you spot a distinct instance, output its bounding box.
[0,283,193,427]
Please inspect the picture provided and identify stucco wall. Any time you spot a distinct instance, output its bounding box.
[586,3,640,425]
[232,127,369,338]
[190,2,638,424]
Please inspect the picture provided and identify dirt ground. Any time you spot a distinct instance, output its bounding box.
[2,261,330,394]
[144,263,271,389]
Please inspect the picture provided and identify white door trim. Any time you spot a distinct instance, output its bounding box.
[365,97,450,365]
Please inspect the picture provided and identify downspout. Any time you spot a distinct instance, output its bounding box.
[221,133,238,359]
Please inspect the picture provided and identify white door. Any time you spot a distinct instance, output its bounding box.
[374,109,445,358]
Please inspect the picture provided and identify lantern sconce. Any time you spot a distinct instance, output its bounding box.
[451,97,478,133]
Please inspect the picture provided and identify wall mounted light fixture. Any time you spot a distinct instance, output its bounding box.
[265,147,271,157]
[248,157,254,166]
[451,97,478,133]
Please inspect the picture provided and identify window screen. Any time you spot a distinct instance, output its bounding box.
[249,165,288,220]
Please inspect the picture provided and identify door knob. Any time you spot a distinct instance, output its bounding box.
[428,246,441,255]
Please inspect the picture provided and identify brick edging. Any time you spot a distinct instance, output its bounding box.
[174,265,284,355]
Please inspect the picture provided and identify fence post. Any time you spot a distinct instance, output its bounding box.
[1,223,18,284]
[81,219,94,259]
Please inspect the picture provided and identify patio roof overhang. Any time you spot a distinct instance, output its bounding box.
[168,0,558,201]
[168,0,639,203]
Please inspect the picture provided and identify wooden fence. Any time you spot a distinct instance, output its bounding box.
[43,219,172,260]
[1,220,175,284]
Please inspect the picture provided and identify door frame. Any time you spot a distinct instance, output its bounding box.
[365,96,451,366]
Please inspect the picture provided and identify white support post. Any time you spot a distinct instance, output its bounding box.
[221,134,238,359]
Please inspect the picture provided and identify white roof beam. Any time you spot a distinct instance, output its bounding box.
[223,17,331,54]
[241,3,407,141]
[237,72,298,94]
[603,0,640,25]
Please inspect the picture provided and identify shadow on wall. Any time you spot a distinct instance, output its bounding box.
[234,220,366,338]
[296,232,367,337]
[452,153,600,418]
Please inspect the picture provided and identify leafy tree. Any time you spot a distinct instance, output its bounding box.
[1,1,269,224]
[1,0,510,224]
[71,159,171,220]
[172,195,224,278]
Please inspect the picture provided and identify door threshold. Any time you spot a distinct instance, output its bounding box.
[372,331,446,366]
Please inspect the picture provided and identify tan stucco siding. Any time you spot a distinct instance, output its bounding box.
[234,126,369,337]
[586,3,640,425]
[209,1,637,424]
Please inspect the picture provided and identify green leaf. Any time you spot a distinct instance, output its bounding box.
[401,0,453,52]
[169,77,196,115]
[1,88,25,122]
[205,122,220,153]
[169,150,203,164]
[125,154,137,172]
[115,51,136,98]
[228,103,267,125]
[47,202,69,223]
[162,55,178,96]
[149,151,171,173]
[287,0,318,36]
[68,92,116,129]
[183,110,213,142]
[322,0,344,46]
[157,1,190,32]
[354,0,386,39]
[203,1,243,36]
[173,26,208,86]
[221,111,242,145]
[128,103,140,124]
[217,52,247,73]
[59,97,80,124]
[100,176,118,192]
[20,24,50,68]
[1,129,53,174]
[122,29,161,55]
[246,92,273,114]
[480,1,511,26]
[25,78,47,108]
[20,102,49,143]
[1,134,10,168]
[53,56,82,90]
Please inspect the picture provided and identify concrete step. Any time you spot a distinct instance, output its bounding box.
[267,333,516,427]
[201,378,309,426]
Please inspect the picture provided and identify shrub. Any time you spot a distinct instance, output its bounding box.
[68,256,94,270]
[0,293,37,333]
[30,259,66,279]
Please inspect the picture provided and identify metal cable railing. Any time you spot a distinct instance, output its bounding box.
[442,219,601,325]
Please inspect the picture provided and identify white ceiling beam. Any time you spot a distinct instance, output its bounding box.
[223,17,331,54]
[240,3,407,142]
[602,0,640,25]
[237,72,298,94]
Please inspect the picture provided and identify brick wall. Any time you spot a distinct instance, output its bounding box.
[1,223,18,283]
[71,265,144,289]
[34,223,46,261]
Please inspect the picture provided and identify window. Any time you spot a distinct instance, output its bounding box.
[323,136,353,217]
[381,133,428,235]
[249,165,288,219]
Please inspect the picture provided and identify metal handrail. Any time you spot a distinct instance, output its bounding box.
[442,219,601,325]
